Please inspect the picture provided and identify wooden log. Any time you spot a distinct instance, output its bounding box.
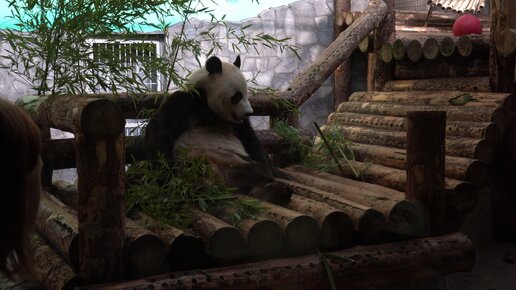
[406,39,423,62]
[406,111,446,235]
[395,9,490,27]
[327,112,501,143]
[257,199,319,253]
[379,42,393,62]
[349,91,511,107]
[46,185,170,278]
[396,25,490,35]
[39,126,53,187]
[281,167,429,236]
[325,125,495,162]
[289,0,387,106]
[31,233,80,290]
[208,196,284,258]
[358,34,374,53]
[124,219,171,278]
[274,178,386,242]
[391,38,406,60]
[423,37,440,60]
[51,180,79,211]
[78,233,475,290]
[344,11,362,26]
[16,95,125,139]
[286,162,478,213]
[371,0,395,90]
[236,216,283,258]
[395,58,490,79]
[336,101,505,126]
[93,91,294,118]
[129,212,208,270]
[333,0,352,108]
[457,35,472,57]
[76,132,125,283]
[42,138,76,170]
[189,208,247,264]
[36,193,79,269]
[346,143,488,189]
[496,28,516,57]
[383,76,491,92]
[440,36,456,57]
[287,195,354,250]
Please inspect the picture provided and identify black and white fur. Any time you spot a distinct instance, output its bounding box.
[144,56,273,172]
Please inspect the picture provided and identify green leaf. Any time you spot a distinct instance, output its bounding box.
[448,94,479,106]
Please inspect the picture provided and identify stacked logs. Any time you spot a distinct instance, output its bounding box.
[329,90,516,230]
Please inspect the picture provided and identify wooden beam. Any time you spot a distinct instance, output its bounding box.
[78,233,475,290]
[406,111,446,235]
[333,0,352,109]
[289,0,388,106]
[371,0,395,90]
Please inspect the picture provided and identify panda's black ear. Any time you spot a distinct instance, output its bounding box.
[233,55,241,69]
[206,56,223,75]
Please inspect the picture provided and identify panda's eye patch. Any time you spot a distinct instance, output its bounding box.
[230,92,243,105]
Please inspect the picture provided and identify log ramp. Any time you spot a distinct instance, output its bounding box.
[22,1,480,289]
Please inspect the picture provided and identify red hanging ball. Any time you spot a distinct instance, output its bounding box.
[453,14,482,36]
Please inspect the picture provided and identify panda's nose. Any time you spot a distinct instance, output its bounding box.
[246,112,253,117]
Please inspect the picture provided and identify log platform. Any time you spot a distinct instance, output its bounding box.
[22,2,489,288]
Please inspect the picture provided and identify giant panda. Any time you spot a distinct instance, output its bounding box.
[144,55,289,203]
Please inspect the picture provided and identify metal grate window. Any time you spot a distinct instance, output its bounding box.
[91,40,161,92]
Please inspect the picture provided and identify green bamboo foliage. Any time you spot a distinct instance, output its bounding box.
[0,0,299,97]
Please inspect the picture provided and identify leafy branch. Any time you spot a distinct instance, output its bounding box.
[126,150,264,229]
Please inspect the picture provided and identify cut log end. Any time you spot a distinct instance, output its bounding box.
[387,200,429,237]
[319,211,354,250]
[358,209,387,241]
[423,38,440,60]
[457,35,473,57]
[392,39,406,60]
[81,99,125,139]
[474,139,495,163]
[285,215,320,250]
[209,227,247,263]
[440,36,456,57]
[125,234,170,278]
[168,234,208,270]
[407,40,422,62]
[245,219,283,257]
[380,43,393,62]
[465,160,488,189]
[448,182,478,213]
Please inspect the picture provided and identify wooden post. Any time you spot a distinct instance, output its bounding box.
[76,132,126,283]
[405,111,446,236]
[490,0,516,93]
[370,0,395,91]
[333,0,352,109]
[39,126,53,187]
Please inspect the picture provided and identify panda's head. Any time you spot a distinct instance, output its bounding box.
[187,56,252,124]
